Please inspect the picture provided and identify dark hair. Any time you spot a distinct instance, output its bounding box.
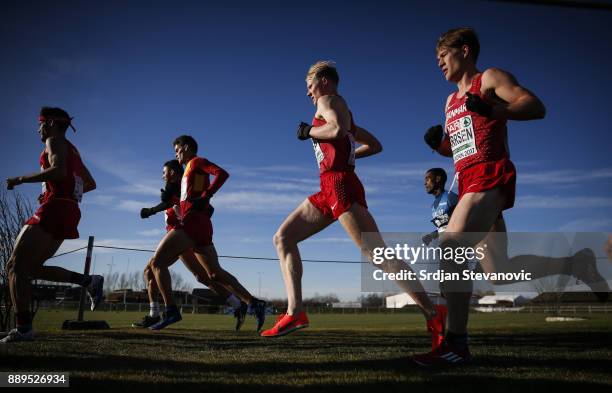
[427,168,447,185]
[39,106,72,133]
[436,27,480,63]
[163,159,184,177]
[173,135,198,154]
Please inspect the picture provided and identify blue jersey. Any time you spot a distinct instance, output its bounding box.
[431,190,458,232]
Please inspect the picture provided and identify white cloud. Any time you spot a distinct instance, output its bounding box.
[559,218,612,232]
[136,229,166,237]
[214,191,304,213]
[518,168,612,185]
[517,195,612,209]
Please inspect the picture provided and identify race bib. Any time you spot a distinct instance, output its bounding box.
[312,139,324,166]
[73,174,84,202]
[447,115,477,163]
[181,176,188,201]
[347,133,356,166]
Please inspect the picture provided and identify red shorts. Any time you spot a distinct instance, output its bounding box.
[177,211,213,246]
[458,158,516,211]
[308,171,368,220]
[25,198,81,239]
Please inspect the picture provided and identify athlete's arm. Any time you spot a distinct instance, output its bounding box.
[81,162,96,193]
[140,200,173,218]
[198,159,229,197]
[354,125,382,159]
[308,96,352,141]
[482,67,546,121]
[6,136,68,189]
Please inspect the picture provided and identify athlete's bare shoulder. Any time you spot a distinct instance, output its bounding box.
[481,67,517,90]
[316,95,349,120]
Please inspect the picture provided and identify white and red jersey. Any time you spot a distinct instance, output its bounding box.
[180,156,228,219]
[40,139,85,204]
[445,73,510,172]
[311,113,356,175]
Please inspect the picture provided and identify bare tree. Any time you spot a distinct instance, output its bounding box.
[0,189,34,331]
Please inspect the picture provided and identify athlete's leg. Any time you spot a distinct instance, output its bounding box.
[478,219,607,290]
[144,260,159,303]
[193,245,253,303]
[6,225,63,331]
[337,203,436,318]
[273,199,334,315]
[442,189,507,335]
[180,249,231,299]
[149,229,194,307]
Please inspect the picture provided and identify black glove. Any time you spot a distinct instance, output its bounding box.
[465,92,493,118]
[297,122,313,140]
[190,195,211,211]
[160,182,180,203]
[140,207,153,219]
[424,125,444,150]
[206,204,215,218]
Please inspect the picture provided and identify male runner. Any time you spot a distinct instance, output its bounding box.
[261,61,445,344]
[134,159,247,330]
[146,135,266,330]
[2,107,103,343]
[414,27,609,366]
[422,168,458,246]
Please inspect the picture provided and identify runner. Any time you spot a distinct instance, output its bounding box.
[422,168,458,246]
[134,159,247,330]
[261,61,444,345]
[2,107,103,343]
[146,135,266,330]
[414,27,609,366]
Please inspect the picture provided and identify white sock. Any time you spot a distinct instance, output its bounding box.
[150,302,160,318]
[226,294,241,308]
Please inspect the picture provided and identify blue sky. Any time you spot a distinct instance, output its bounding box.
[2,1,611,300]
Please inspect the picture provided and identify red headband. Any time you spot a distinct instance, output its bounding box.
[38,115,77,133]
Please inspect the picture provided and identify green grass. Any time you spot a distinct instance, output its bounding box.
[1,311,611,392]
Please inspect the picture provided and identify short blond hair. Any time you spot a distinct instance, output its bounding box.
[306,60,339,84]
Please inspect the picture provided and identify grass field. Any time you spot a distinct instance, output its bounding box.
[1,310,611,392]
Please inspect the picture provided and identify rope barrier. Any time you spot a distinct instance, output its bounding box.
[53,243,611,263]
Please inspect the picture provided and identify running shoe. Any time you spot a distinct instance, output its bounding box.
[426,304,447,350]
[412,340,471,367]
[260,311,309,337]
[0,328,35,343]
[86,275,105,311]
[234,302,248,331]
[132,315,161,328]
[249,298,267,332]
[149,310,182,330]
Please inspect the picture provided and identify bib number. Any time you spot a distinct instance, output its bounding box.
[447,115,477,164]
[73,174,84,202]
[312,139,324,167]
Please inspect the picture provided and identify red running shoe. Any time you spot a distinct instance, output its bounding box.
[412,340,472,367]
[260,311,309,337]
[426,304,447,350]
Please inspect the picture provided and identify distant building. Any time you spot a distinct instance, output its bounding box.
[478,294,531,307]
[332,302,362,309]
[385,292,451,308]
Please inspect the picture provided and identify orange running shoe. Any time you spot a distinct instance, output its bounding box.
[426,304,447,350]
[260,311,309,337]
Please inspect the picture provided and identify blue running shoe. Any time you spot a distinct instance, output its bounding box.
[249,298,267,332]
[234,302,248,331]
[149,309,182,330]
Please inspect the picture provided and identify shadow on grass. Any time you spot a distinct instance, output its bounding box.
[1,329,610,392]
